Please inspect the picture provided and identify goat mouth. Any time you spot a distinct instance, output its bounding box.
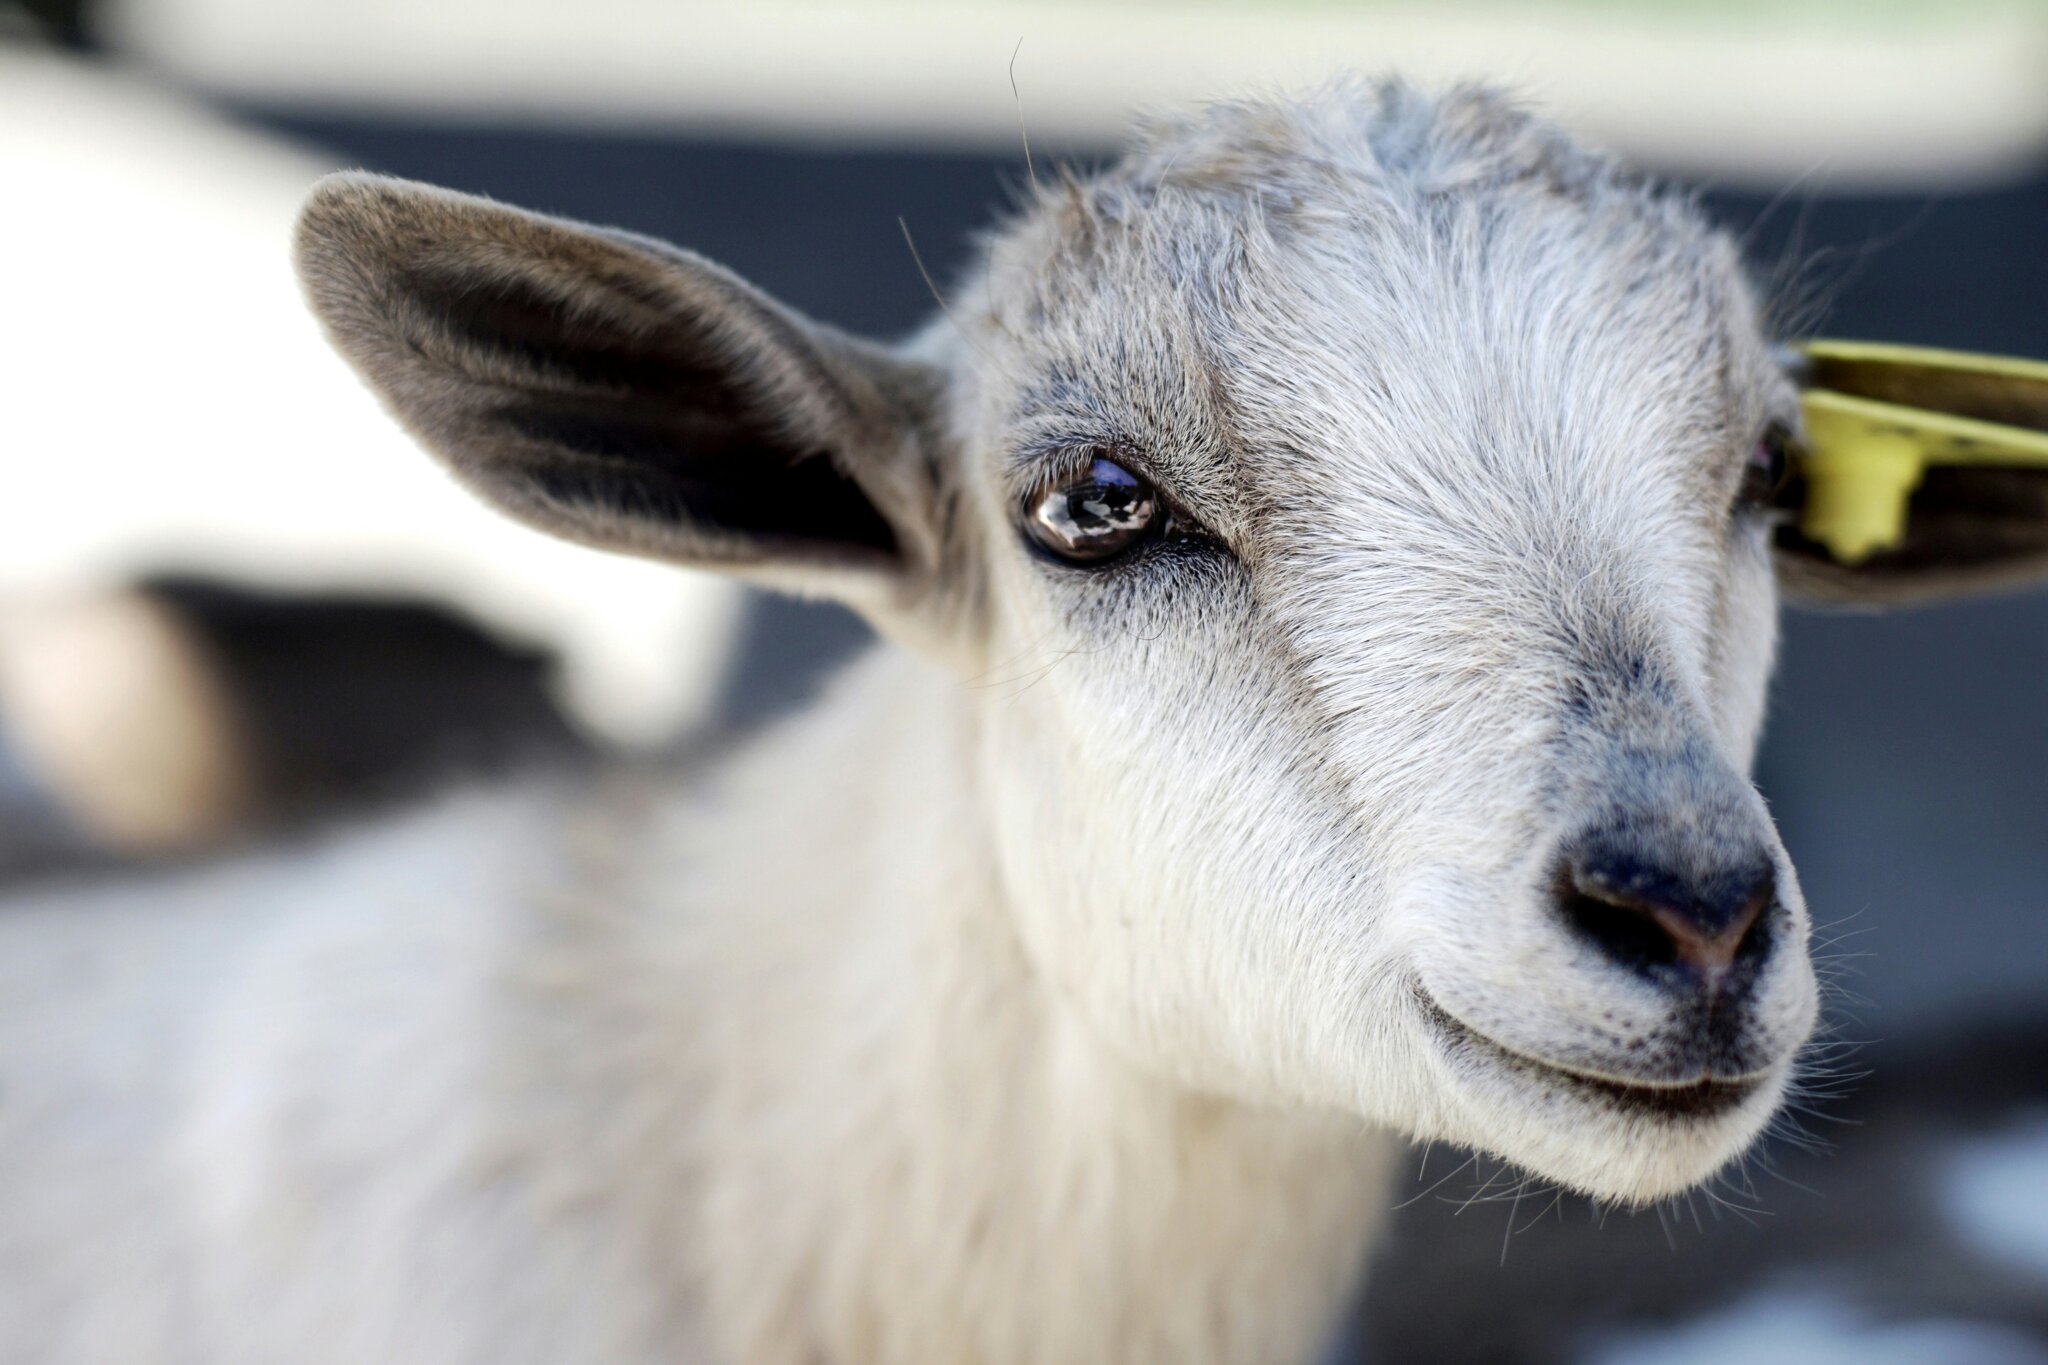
[1414,989,1764,1122]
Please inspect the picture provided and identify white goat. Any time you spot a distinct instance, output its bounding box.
[5,82,2045,1365]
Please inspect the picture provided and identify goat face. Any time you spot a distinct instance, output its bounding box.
[297,83,2048,1207]
[950,87,1818,1203]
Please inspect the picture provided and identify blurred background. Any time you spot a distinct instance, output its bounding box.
[2,0,2046,1359]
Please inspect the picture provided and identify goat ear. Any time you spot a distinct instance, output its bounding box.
[294,173,946,609]
[1773,468,2048,606]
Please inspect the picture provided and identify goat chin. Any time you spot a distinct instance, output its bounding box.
[1453,1067,1791,1207]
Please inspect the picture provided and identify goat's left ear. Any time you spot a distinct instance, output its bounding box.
[1773,468,2048,606]
[295,173,948,614]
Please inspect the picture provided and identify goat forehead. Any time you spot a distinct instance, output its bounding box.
[1220,211,1737,496]
[983,199,1747,552]
[1225,236,1745,696]
[977,106,1758,534]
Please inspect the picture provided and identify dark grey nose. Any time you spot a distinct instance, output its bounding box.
[1556,832,1776,995]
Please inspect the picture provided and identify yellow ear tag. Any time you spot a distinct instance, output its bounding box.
[1793,341,2048,563]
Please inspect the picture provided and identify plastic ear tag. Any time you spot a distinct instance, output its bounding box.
[1791,341,2048,563]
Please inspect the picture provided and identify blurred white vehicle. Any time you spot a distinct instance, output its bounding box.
[0,49,744,755]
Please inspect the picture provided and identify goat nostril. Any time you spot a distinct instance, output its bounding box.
[1645,885,1769,979]
[1559,881,1681,974]
[1557,860,1775,989]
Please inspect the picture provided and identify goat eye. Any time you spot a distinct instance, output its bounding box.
[1737,427,1794,511]
[1024,457,1162,563]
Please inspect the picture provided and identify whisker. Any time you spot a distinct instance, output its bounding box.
[899,217,996,367]
[1009,38,1039,196]
[1394,1150,1478,1212]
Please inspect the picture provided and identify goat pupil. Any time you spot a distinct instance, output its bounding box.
[1738,430,1791,509]
[1028,457,1160,562]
